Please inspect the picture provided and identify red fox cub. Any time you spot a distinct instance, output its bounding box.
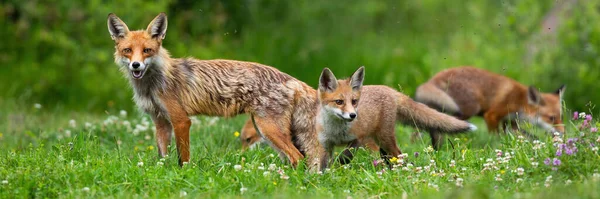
[240,117,380,151]
[316,67,476,167]
[107,13,325,170]
[415,66,565,136]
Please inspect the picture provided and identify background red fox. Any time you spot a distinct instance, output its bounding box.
[316,67,476,167]
[107,13,326,170]
[415,66,565,136]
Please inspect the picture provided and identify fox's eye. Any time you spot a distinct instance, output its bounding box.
[143,48,152,54]
[335,100,344,105]
[122,48,132,54]
[351,99,358,105]
[245,138,252,143]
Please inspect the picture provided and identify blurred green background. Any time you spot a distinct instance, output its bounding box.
[1,0,598,113]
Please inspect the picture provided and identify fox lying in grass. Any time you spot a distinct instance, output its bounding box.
[415,66,565,142]
[107,13,326,170]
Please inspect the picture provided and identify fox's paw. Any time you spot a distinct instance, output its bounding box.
[468,123,478,131]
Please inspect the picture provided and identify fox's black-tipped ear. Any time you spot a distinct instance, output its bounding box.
[146,13,168,40]
[555,84,566,99]
[350,66,365,91]
[107,13,130,40]
[527,86,545,106]
[319,68,338,92]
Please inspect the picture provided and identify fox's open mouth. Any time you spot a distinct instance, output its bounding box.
[131,69,146,79]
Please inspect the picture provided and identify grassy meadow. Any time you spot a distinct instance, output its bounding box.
[2,0,600,198]
[2,99,600,198]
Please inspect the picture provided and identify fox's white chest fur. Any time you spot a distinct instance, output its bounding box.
[317,108,356,149]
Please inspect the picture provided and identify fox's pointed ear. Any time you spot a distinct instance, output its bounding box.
[527,86,545,106]
[107,13,130,41]
[146,13,168,40]
[319,68,338,92]
[349,66,365,91]
[555,84,566,100]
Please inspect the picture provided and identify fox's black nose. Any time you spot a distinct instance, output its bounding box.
[349,113,357,119]
[132,62,140,69]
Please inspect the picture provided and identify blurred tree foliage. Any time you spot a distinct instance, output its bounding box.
[0,0,598,113]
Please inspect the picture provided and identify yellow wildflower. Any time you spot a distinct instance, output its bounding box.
[234,131,240,137]
[390,157,398,164]
[500,170,506,174]
[147,146,154,151]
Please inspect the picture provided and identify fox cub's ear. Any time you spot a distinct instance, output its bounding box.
[107,13,130,40]
[319,68,338,92]
[527,86,545,106]
[555,84,566,100]
[350,66,365,91]
[146,13,168,40]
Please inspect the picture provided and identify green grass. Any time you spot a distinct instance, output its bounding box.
[1,100,600,198]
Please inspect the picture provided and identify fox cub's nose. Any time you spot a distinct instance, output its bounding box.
[349,113,357,119]
[132,62,141,69]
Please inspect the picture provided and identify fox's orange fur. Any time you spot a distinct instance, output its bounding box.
[240,117,379,151]
[415,66,565,136]
[107,13,326,170]
[316,67,476,167]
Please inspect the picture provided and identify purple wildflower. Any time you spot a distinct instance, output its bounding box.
[552,158,561,166]
[567,138,577,145]
[414,152,419,158]
[565,148,573,155]
[544,158,551,165]
[592,127,598,133]
[573,112,579,120]
[373,159,379,167]
[560,143,567,150]
[555,149,562,157]
[552,167,558,171]
[586,115,593,122]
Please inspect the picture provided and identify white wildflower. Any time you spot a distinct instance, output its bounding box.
[565,180,572,185]
[516,178,523,183]
[455,178,464,187]
[268,164,277,171]
[240,187,248,194]
[234,164,242,171]
[65,130,71,137]
[85,122,92,129]
[517,168,524,176]
[34,103,42,109]
[157,162,164,166]
[137,162,144,167]
[531,162,539,168]
[180,190,187,197]
[120,110,127,118]
[69,119,77,128]
[1,180,7,184]
[263,171,270,176]
[579,112,586,119]
[82,187,90,192]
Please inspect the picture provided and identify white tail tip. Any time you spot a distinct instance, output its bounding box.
[468,123,478,131]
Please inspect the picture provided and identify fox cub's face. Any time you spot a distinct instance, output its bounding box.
[523,85,566,133]
[318,67,365,122]
[107,13,168,79]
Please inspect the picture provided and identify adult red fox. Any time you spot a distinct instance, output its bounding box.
[107,13,325,170]
[415,66,565,139]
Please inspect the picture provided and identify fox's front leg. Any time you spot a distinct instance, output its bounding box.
[484,109,509,133]
[161,98,192,166]
[152,114,172,158]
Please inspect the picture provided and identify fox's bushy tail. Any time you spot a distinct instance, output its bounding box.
[414,83,460,114]
[395,93,477,133]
